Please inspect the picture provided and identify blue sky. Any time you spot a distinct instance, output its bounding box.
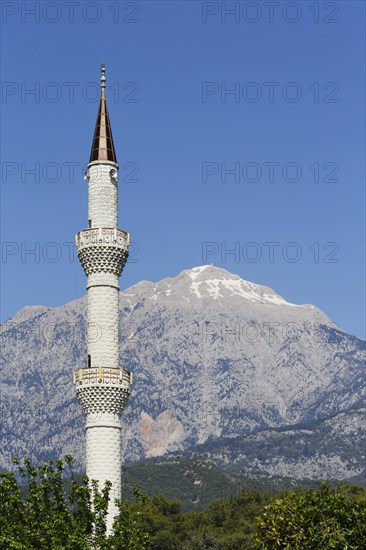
[1,1,365,338]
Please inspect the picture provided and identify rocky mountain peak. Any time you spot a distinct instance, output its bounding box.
[133,265,315,310]
[1,266,364,482]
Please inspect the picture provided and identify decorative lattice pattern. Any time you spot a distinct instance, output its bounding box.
[78,244,128,276]
[76,385,130,415]
[77,228,129,277]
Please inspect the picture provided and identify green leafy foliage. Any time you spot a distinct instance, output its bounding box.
[116,486,267,549]
[255,481,366,549]
[0,456,150,550]
[1,456,366,550]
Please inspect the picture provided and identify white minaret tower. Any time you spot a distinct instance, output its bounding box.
[73,64,132,533]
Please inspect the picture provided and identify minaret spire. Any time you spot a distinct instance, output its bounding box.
[89,63,117,164]
[74,64,131,535]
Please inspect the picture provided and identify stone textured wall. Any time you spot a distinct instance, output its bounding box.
[85,417,121,533]
[87,284,119,369]
[87,271,120,288]
[88,163,118,228]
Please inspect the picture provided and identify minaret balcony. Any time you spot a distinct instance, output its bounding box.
[76,227,129,248]
[73,366,132,388]
[76,228,129,277]
[73,367,132,416]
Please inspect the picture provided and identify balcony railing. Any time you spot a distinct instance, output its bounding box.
[73,366,132,386]
[76,228,129,248]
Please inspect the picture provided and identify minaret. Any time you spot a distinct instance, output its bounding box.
[73,64,132,533]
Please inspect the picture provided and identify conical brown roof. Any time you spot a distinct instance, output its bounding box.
[89,65,117,163]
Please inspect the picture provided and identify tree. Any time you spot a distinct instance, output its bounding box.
[0,456,150,550]
[254,481,366,549]
[110,488,151,550]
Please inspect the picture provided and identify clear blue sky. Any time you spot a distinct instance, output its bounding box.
[1,1,365,338]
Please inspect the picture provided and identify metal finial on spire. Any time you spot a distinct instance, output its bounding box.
[101,62,106,91]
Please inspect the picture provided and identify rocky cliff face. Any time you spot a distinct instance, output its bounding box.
[1,266,365,481]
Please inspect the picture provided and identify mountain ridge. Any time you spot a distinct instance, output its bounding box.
[1,265,364,482]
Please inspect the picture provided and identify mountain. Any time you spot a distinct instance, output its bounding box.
[120,456,306,512]
[0,266,365,482]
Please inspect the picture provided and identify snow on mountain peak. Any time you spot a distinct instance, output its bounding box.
[118,265,318,312]
[182,265,299,306]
